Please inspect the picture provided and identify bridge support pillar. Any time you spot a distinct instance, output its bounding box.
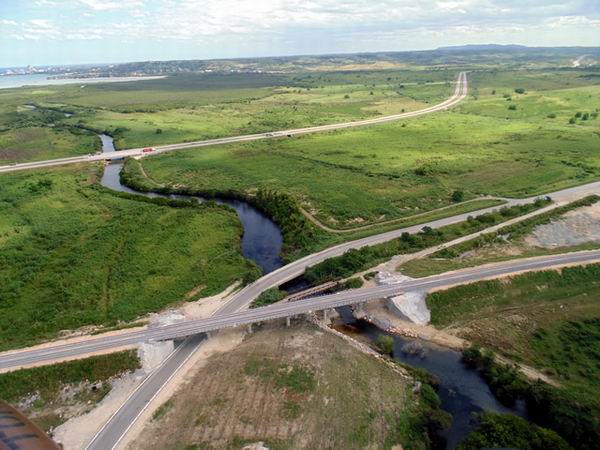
[205,331,211,339]
[247,323,253,334]
[355,302,365,315]
[322,309,329,323]
[286,316,291,328]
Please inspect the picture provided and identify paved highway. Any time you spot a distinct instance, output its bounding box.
[2,249,599,373]
[216,179,600,315]
[0,72,467,174]
[85,335,205,450]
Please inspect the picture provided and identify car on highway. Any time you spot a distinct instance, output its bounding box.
[142,147,155,153]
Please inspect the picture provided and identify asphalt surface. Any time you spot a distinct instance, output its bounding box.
[0,72,467,174]
[216,179,600,315]
[85,335,205,450]
[2,249,599,373]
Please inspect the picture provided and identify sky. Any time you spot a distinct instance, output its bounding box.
[1,0,599,67]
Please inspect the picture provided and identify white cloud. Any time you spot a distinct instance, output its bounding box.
[547,15,600,28]
[3,0,600,52]
[76,0,144,11]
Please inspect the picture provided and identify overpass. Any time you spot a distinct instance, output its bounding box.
[2,249,599,373]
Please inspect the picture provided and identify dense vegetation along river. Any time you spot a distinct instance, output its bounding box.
[98,134,284,274]
[335,307,527,449]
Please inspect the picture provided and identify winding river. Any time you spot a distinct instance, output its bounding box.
[98,133,528,448]
[98,134,283,274]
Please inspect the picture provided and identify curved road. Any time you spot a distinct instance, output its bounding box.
[2,249,600,371]
[5,70,464,449]
[0,72,467,174]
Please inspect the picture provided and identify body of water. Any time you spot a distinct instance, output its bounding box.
[0,73,165,90]
[335,307,527,448]
[99,134,283,274]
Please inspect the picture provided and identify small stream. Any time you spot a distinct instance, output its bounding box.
[335,307,528,448]
[98,134,284,274]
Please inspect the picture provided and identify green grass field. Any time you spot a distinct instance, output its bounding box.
[0,69,454,161]
[136,69,600,228]
[427,264,600,399]
[0,164,257,350]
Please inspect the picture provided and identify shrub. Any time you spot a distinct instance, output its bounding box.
[338,277,363,289]
[376,335,394,354]
[514,88,526,94]
[251,287,286,308]
[508,104,517,111]
[547,113,556,118]
[451,190,464,202]
[457,413,571,450]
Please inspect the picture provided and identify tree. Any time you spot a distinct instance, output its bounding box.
[491,89,496,95]
[547,113,556,118]
[155,128,163,134]
[508,104,517,111]
[376,335,394,355]
[451,190,465,202]
[582,112,589,120]
[514,88,526,94]
[457,413,572,450]
[575,111,582,118]
[569,118,576,124]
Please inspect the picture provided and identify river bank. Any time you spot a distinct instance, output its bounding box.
[98,134,284,274]
[331,306,529,449]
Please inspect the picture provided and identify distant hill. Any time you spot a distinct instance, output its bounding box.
[437,44,529,51]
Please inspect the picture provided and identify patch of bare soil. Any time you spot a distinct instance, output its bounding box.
[525,203,600,248]
[127,322,415,450]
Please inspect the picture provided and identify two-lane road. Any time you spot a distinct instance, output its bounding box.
[2,249,599,372]
[0,72,467,174]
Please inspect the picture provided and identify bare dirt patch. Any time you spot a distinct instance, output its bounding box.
[525,203,600,248]
[127,322,415,450]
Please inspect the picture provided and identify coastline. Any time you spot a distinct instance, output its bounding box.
[0,75,167,90]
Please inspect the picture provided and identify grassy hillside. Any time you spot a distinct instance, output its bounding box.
[0,164,258,350]
[427,264,600,397]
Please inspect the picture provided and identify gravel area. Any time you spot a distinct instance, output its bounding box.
[526,203,600,248]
